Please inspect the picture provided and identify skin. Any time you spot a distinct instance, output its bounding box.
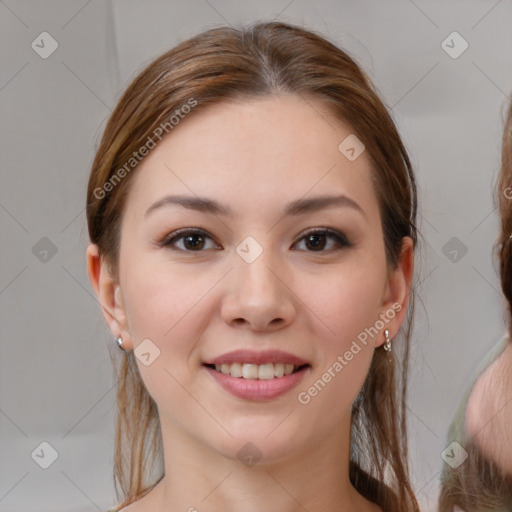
[87,93,413,512]
[465,335,512,475]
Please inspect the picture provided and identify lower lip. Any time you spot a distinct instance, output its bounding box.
[204,365,309,401]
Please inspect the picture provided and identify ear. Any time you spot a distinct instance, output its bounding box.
[376,236,414,348]
[86,243,133,350]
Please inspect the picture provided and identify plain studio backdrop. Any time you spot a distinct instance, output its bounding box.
[1,1,511,511]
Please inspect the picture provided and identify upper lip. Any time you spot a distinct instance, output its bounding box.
[203,349,310,366]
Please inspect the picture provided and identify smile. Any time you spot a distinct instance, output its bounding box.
[206,362,309,380]
[204,363,311,401]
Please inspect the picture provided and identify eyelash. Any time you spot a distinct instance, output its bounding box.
[158,227,351,253]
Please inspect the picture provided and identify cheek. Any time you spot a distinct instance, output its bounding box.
[120,254,221,361]
[303,259,386,345]
[299,345,372,428]
[294,260,385,413]
[119,259,216,412]
[121,244,183,328]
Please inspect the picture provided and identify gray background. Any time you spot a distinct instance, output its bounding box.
[1,1,511,510]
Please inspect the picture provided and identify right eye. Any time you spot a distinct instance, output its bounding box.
[159,228,221,252]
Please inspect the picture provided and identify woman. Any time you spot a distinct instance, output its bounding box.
[438,101,512,510]
[85,21,420,511]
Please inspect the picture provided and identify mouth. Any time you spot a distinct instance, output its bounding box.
[203,361,311,401]
[203,362,311,380]
[202,349,311,400]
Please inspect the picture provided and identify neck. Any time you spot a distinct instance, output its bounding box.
[151,411,380,512]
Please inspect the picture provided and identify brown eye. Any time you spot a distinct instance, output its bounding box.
[294,229,351,252]
[159,227,350,254]
[182,233,206,250]
[160,229,219,252]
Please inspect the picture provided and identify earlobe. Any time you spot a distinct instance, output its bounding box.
[86,243,133,349]
[377,237,414,348]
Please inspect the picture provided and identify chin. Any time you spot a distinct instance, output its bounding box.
[205,422,311,466]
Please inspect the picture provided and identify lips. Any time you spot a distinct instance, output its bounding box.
[204,365,310,400]
[203,349,310,367]
[203,349,311,400]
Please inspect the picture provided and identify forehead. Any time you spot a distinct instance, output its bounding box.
[125,93,379,221]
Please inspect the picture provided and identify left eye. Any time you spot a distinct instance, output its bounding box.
[159,228,350,253]
[293,229,350,252]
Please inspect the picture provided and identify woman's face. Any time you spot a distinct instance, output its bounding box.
[90,93,412,463]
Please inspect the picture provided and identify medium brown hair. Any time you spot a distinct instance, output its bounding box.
[86,21,419,511]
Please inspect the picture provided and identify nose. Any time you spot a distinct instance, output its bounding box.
[220,247,296,332]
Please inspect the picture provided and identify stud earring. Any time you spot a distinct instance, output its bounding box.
[116,336,126,351]
[383,329,392,352]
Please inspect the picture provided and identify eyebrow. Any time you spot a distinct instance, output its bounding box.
[144,193,366,219]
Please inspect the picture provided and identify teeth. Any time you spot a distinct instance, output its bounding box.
[258,363,274,380]
[230,362,242,378]
[242,364,259,379]
[212,362,302,379]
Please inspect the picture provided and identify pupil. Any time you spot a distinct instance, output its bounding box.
[307,233,326,250]
[185,234,204,250]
